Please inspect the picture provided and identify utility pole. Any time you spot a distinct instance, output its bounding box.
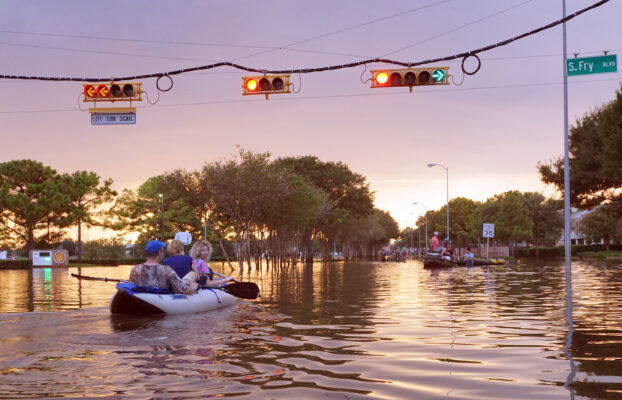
[158,193,164,242]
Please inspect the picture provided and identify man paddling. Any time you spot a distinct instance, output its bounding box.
[129,240,198,295]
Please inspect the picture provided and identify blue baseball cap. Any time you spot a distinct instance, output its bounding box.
[145,240,166,255]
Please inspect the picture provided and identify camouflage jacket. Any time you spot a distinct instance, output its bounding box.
[129,263,190,294]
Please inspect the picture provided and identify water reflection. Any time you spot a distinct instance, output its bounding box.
[0,260,621,399]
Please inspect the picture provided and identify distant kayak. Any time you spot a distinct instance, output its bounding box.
[457,257,506,266]
[423,255,458,269]
[110,282,235,315]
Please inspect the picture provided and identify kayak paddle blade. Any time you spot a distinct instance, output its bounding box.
[221,282,260,300]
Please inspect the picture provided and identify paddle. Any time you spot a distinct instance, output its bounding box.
[211,282,260,300]
[211,271,260,300]
[71,273,129,283]
[72,273,260,300]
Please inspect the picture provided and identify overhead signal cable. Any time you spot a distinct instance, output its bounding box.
[0,0,611,83]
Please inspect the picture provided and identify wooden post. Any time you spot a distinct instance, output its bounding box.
[486,237,490,259]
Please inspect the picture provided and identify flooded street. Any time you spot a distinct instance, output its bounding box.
[0,260,621,399]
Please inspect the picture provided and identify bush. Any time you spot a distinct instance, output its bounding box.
[516,243,622,257]
[0,260,32,269]
[81,238,127,260]
[70,258,144,266]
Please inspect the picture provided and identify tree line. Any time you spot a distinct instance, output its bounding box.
[399,192,563,256]
[0,151,399,267]
[400,86,622,253]
[538,86,622,249]
[4,84,621,262]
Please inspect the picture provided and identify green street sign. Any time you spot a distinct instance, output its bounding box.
[432,69,446,82]
[567,54,617,76]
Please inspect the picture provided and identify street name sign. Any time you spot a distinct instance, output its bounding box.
[566,54,617,76]
[483,223,495,238]
[91,113,136,125]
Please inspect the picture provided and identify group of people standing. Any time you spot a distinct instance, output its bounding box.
[129,239,234,295]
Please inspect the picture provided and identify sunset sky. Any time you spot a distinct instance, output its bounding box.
[2,0,621,234]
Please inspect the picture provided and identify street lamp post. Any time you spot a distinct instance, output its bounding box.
[158,193,164,242]
[427,163,449,241]
[413,202,428,257]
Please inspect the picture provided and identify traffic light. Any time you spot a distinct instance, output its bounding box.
[242,75,291,99]
[83,82,142,102]
[370,67,449,91]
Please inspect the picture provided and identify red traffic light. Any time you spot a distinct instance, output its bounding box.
[371,68,449,90]
[242,75,291,98]
[84,85,96,98]
[245,79,258,92]
[375,72,389,85]
[82,82,143,102]
[97,85,110,97]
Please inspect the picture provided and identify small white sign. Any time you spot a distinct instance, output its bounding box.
[483,223,495,238]
[91,113,136,125]
[175,231,192,245]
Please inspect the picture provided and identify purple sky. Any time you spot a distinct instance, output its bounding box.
[1,0,621,232]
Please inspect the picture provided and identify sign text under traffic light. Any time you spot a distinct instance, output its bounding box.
[370,67,449,91]
[242,75,291,99]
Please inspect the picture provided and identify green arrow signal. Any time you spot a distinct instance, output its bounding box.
[432,69,445,82]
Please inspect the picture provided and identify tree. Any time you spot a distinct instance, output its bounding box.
[62,171,117,261]
[336,209,399,258]
[522,192,563,252]
[447,197,479,247]
[495,191,533,253]
[201,150,285,268]
[580,207,619,250]
[275,156,375,261]
[0,160,70,252]
[110,175,200,243]
[539,87,622,209]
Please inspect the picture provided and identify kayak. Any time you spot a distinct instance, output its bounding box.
[109,282,235,315]
[457,257,506,266]
[423,256,458,269]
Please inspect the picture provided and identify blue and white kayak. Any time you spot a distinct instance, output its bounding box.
[110,282,235,315]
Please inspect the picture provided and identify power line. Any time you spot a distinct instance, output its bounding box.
[0,30,276,50]
[0,0,452,63]
[1,77,618,115]
[0,0,611,82]
[227,0,453,62]
[381,0,534,57]
[0,41,220,63]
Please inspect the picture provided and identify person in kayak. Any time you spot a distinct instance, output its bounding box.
[162,239,194,281]
[129,240,198,295]
[463,247,475,267]
[440,242,455,261]
[430,232,440,252]
[189,240,234,287]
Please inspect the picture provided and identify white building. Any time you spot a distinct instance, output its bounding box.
[558,208,598,246]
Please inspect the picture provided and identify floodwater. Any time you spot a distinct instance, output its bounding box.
[0,260,621,399]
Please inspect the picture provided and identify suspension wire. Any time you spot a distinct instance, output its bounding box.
[0,0,610,83]
[380,0,534,58]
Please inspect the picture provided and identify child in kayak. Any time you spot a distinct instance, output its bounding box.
[463,247,475,267]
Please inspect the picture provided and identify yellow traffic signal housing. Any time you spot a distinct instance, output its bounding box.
[83,82,143,102]
[242,75,291,99]
[371,67,449,91]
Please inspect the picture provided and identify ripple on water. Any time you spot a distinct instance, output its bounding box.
[1,261,622,399]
